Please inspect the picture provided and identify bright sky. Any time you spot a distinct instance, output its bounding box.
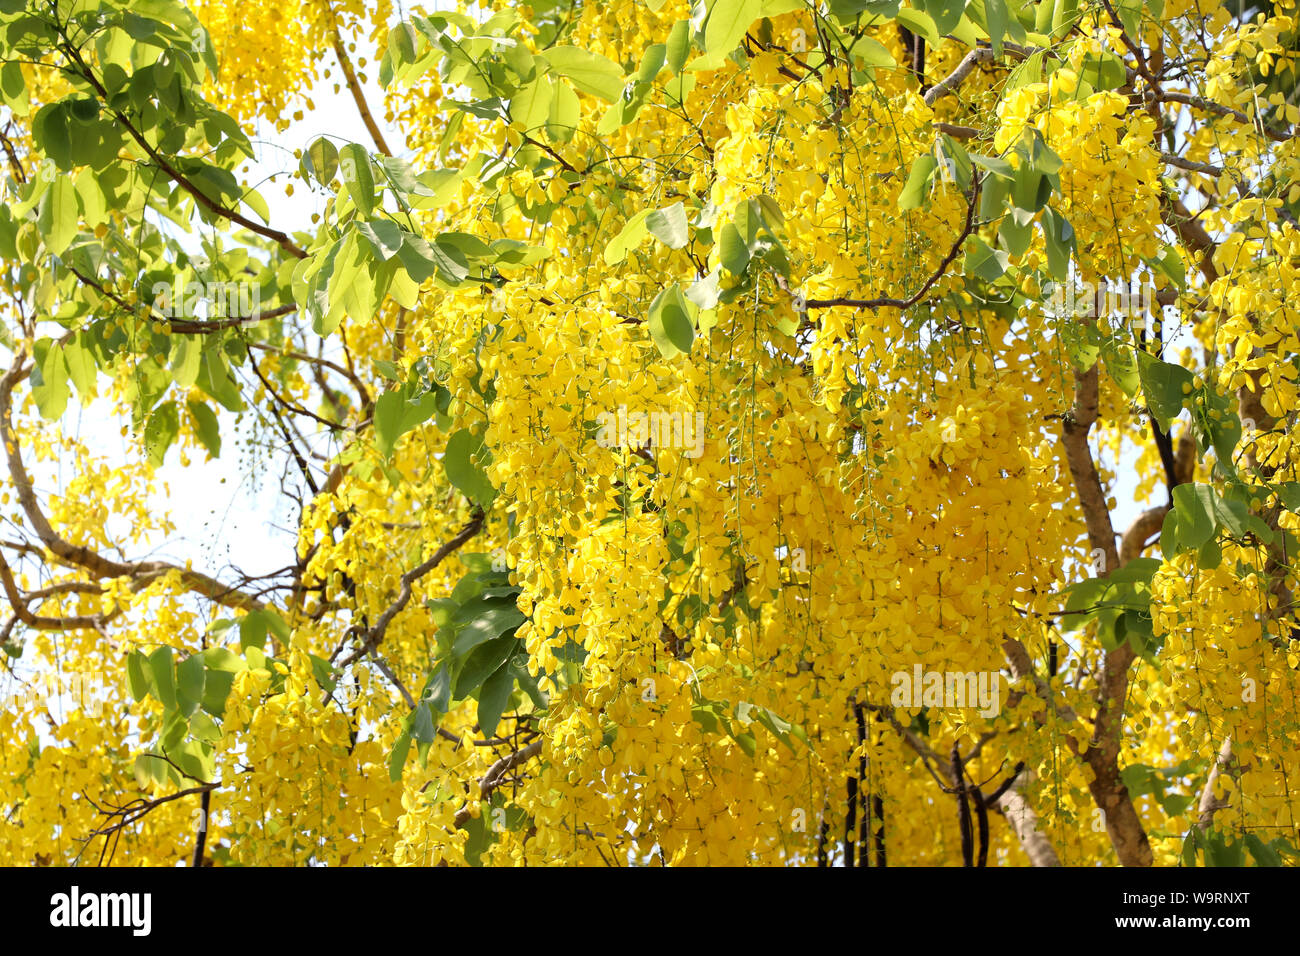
[45,41,408,588]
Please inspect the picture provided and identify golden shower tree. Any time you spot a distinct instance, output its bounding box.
[0,0,1297,866]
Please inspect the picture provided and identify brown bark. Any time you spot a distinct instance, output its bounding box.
[1054,366,1154,866]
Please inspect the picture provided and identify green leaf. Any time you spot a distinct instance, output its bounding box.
[1008,49,1045,89]
[898,154,938,210]
[937,134,973,190]
[34,102,71,171]
[542,46,625,102]
[1202,829,1246,867]
[0,60,28,115]
[1010,163,1048,211]
[646,202,689,249]
[546,79,580,141]
[398,232,469,284]
[198,347,244,411]
[176,653,205,717]
[188,711,221,745]
[665,20,692,74]
[1245,833,1284,867]
[1024,129,1063,175]
[847,35,897,68]
[965,235,1009,282]
[308,654,338,696]
[1195,385,1242,476]
[201,646,242,673]
[422,661,453,715]
[30,338,70,420]
[984,0,1009,56]
[174,335,206,390]
[200,667,235,719]
[134,753,173,789]
[491,238,549,266]
[510,75,553,131]
[1059,319,1101,371]
[460,804,494,865]
[1172,483,1217,550]
[355,219,406,261]
[186,399,221,458]
[126,651,150,701]
[304,136,339,187]
[389,21,418,65]
[1160,507,1180,560]
[1117,608,1160,661]
[409,702,437,745]
[144,401,180,467]
[698,0,764,70]
[339,143,376,216]
[1040,206,1075,280]
[718,223,751,275]
[637,43,668,83]
[38,173,79,256]
[997,205,1034,257]
[1136,351,1194,429]
[148,646,176,711]
[1115,0,1142,37]
[388,731,412,782]
[604,208,653,265]
[239,608,289,650]
[1147,245,1186,289]
[374,385,436,456]
[1100,337,1139,397]
[919,0,969,33]
[318,234,370,332]
[63,337,97,398]
[750,704,806,751]
[692,701,727,735]
[452,603,527,658]
[444,428,496,507]
[454,635,518,698]
[439,232,495,260]
[510,659,548,711]
[477,664,514,739]
[686,270,722,310]
[1080,51,1126,90]
[897,8,941,45]
[379,157,422,198]
[648,282,695,358]
[979,170,1010,222]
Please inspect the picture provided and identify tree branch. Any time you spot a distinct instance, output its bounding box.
[452,738,543,828]
[872,703,1062,866]
[57,40,307,259]
[337,508,485,667]
[331,27,393,157]
[804,173,980,311]
[1194,735,1234,832]
[1056,365,1153,865]
[0,356,265,612]
[923,48,994,106]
